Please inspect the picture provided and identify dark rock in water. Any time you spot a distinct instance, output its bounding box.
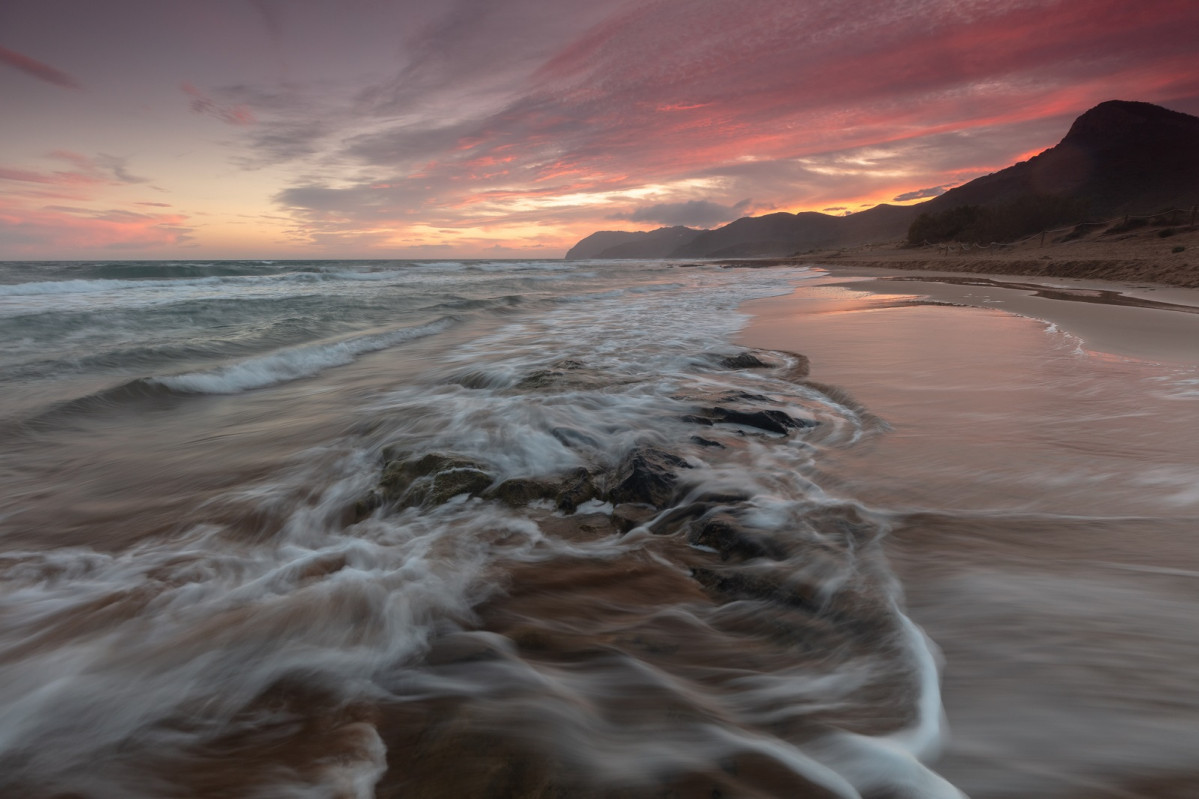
[720,390,775,403]
[512,358,617,393]
[486,477,560,508]
[513,369,563,390]
[645,492,753,537]
[610,447,692,508]
[556,467,600,513]
[708,407,815,435]
[647,502,719,536]
[550,426,601,451]
[612,503,658,533]
[689,435,724,448]
[351,493,383,522]
[425,468,493,505]
[717,352,772,370]
[677,387,819,433]
[689,513,785,562]
[379,452,494,508]
[691,566,820,611]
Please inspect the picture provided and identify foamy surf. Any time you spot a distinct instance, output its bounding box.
[150,317,458,394]
[0,257,971,798]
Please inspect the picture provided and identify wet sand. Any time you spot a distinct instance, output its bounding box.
[816,267,1199,366]
[737,271,1199,798]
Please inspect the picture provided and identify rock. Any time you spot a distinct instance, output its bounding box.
[550,426,601,451]
[379,452,494,508]
[679,414,715,426]
[708,407,815,435]
[609,447,692,508]
[717,352,772,369]
[556,467,600,513]
[612,503,658,533]
[485,477,559,508]
[513,369,564,390]
[689,513,785,561]
[690,566,819,611]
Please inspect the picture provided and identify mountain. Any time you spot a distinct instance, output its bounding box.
[565,100,1199,259]
[566,205,916,260]
[922,100,1199,217]
[564,226,702,259]
[670,212,843,258]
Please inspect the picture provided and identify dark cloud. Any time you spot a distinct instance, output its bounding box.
[892,185,951,202]
[93,154,149,184]
[48,151,150,185]
[273,179,437,226]
[240,120,331,167]
[249,0,285,39]
[182,83,255,125]
[612,198,752,228]
[0,46,81,89]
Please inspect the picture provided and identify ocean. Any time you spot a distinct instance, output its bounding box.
[0,258,1196,798]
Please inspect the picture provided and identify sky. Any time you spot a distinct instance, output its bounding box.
[2,0,1198,260]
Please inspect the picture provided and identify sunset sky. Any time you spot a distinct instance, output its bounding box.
[3,0,1198,260]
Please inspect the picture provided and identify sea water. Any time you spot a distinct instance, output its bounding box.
[0,259,1195,797]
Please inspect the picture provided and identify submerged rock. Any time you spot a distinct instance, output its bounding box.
[379,452,494,508]
[553,467,601,513]
[689,513,786,562]
[609,447,692,508]
[717,351,772,370]
[611,503,658,533]
[707,406,815,435]
[485,477,560,508]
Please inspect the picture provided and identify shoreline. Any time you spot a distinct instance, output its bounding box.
[731,266,1199,798]
[738,265,1199,367]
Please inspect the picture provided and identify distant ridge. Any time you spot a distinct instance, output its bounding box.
[564,226,702,259]
[566,100,1199,259]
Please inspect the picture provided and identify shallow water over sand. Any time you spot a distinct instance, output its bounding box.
[740,277,1199,798]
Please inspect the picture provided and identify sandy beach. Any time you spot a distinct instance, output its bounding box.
[746,265,1199,367]
[737,267,1199,798]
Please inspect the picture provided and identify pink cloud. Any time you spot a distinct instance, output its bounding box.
[256,0,1199,254]
[0,200,194,255]
[0,167,58,184]
[0,152,149,192]
[0,46,81,90]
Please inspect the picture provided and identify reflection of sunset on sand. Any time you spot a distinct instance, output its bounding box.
[739,275,1199,797]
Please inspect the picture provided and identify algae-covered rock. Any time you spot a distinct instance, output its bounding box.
[379,452,494,508]
[689,513,786,562]
[486,477,560,508]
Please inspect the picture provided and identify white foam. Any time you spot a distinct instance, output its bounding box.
[152,318,455,394]
[0,275,223,297]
